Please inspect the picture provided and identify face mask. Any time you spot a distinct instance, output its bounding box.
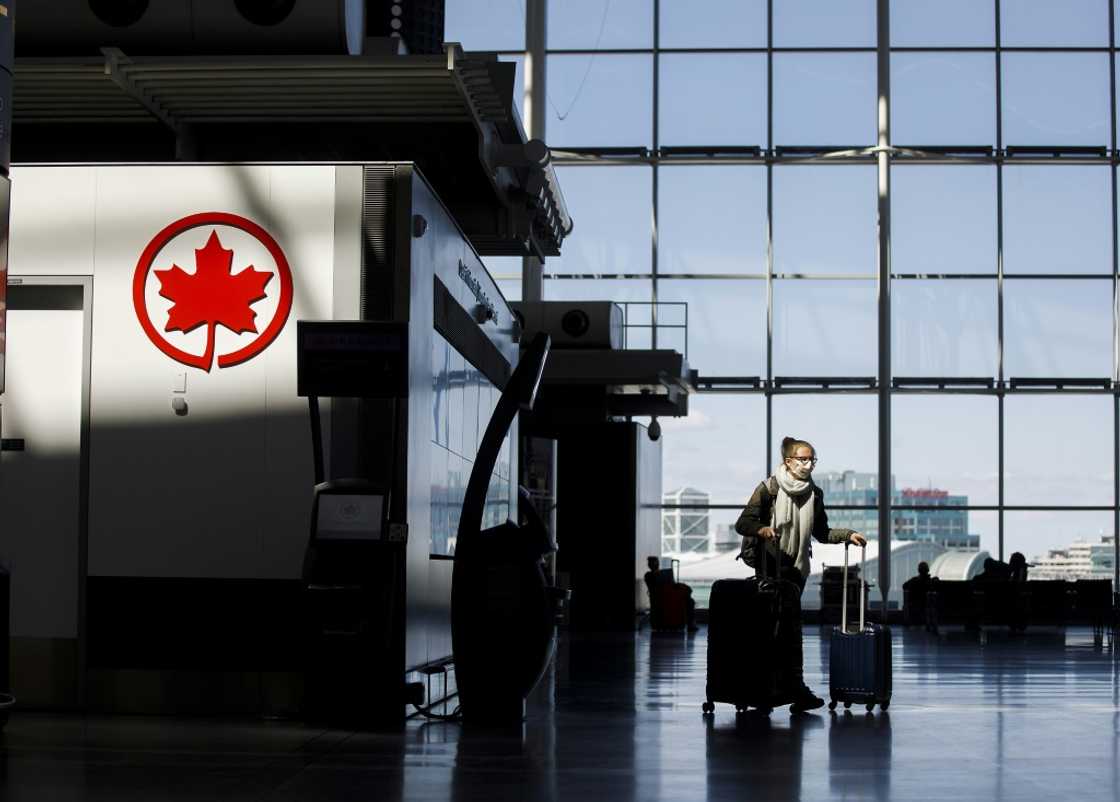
[787,459,813,480]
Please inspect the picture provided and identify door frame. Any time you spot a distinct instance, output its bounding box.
[5,274,93,707]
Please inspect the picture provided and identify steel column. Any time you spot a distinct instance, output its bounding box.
[522,0,548,301]
[876,0,892,612]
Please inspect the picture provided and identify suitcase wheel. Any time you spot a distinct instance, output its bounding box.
[702,701,715,715]
[828,700,837,711]
[843,701,852,709]
[880,700,890,711]
[866,703,875,713]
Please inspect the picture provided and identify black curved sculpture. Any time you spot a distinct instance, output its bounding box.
[451,332,563,724]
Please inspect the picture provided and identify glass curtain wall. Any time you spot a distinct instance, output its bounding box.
[446,0,1120,609]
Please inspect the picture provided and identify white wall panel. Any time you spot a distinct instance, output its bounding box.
[9,167,97,277]
[11,164,338,579]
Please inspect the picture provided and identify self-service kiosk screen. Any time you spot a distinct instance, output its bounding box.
[316,493,385,540]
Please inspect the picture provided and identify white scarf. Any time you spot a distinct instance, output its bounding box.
[771,464,817,576]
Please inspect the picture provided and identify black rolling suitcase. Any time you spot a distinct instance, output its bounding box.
[702,557,798,715]
[828,543,892,713]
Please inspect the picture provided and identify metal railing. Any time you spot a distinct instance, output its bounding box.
[616,301,688,358]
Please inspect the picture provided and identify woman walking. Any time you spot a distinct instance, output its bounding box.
[735,436,867,712]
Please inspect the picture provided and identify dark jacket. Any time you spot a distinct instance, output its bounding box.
[734,477,855,569]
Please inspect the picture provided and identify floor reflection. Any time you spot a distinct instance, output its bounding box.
[0,626,1118,801]
[705,711,824,801]
[827,711,892,800]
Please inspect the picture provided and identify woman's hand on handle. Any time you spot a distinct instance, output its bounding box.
[849,533,867,547]
[757,526,778,540]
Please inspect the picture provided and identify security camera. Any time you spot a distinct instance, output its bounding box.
[648,417,661,441]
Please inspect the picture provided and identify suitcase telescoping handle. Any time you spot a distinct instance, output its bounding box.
[755,533,772,580]
[841,542,867,633]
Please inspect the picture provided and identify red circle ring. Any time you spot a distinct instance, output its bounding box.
[132,212,294,371]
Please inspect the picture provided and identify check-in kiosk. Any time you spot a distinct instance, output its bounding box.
[297,320,413,726]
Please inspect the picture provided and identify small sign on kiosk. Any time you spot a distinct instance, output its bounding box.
[297,320,409,399]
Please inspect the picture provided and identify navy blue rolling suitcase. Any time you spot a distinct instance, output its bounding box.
[828,543,892,713]
[702,558,799,715]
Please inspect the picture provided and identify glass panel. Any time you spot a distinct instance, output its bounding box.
[659,396,765,601]
[659,0,767,48]
[1005,395,1115,506]
[485,256,524,281]
[488,257,521,310]
[431,442,450,555]
[676,507,754,608]
[891,53,996,146]
[448,453,464,552]
[444,0,524,51]
[655,279,766,377]
[773,280,878,376]
[551,166,651,274]
[892,165,996,275]
[547,54,652,147]
[773,166,877,276]
[1002,54,1110,147]
[1004,279,1114,379]
[890,0,995,46]
[660,394,766,506]
[773,54,877,146]
[448,348,464,458]
[658,54,766,147]
[1005,511,1116,579]
[892,395,999,506]
[541,277,653,307]
[1002,166,1111,275]
[432,334,449,448]
[771,397,878,476]
[657,166,766,275]
[495,278,522,303]
[501,54,525,117]
[463,360,480,461]
[548,0,652,49]
[1001,0,1109,47]
[892,280,998,377]
[772,0,876,47]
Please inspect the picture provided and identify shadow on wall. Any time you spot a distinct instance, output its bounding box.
[0,408,356,677]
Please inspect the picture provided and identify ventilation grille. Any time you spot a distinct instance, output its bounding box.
[360,164,396,321]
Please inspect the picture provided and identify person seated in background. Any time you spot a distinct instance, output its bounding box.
[902,561,937,630]
[903,561,934,591]
[972,557,1011,582]
[644,556,698,633]
[1008,552,1029,583]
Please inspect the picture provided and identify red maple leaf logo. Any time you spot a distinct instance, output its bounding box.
[154,230,273,371]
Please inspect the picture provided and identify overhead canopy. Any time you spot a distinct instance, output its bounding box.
[12,46,572,258]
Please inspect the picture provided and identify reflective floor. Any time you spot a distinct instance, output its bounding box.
[2,626,1119,801]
